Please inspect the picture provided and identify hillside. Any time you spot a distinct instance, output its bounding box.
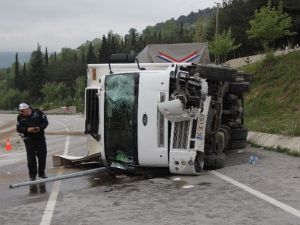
[243,51,300,136]
[151,7,214,29]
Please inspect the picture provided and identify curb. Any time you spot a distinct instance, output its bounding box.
[247,131,300,154]
[225,48,300,69]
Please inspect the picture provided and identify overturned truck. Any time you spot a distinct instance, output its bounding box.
[85,43,250,175]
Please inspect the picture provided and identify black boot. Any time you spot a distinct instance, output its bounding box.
[39,173,48,179]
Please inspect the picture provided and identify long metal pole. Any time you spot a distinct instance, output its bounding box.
[9,167,109,189]
[215,2,220,64]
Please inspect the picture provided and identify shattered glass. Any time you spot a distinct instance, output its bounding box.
[105,75,135,122]
[104,73,138,164]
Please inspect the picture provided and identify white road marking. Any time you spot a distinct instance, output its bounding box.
[40,121,70,225]
[210,170,300,219]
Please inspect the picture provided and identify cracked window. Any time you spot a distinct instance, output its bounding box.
[104,73,139,165]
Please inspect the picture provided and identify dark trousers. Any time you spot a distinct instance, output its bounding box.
[24,139,47,179]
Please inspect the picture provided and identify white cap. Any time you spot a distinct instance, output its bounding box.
[18,103,29,110]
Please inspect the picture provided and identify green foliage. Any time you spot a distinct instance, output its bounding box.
[28,44,45,101]
[73,76,86,112]
[247,0,296,51]
[60,48,78,62]
[244,51,300,136]
[86,42,97,64]
[206,0,267,57]
[209,29,241,63]
[45,47,48,65]
[41,82,67,107]
[14,53,21,90]
[0,79,29,109]
[193,18,207,42]
[206,0,300,57]
[99,35,109,63]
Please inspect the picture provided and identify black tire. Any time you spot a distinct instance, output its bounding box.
[228,82,250,94]
[226,121,242,129]
[231,128,248,140]
[205,106,214,134]
[215,153,226,169]
[194,152,204,173]
[204,154,216,170]
[230,140,247,149]
[216,132,225,153]
[196,64,236,82]
[220,125,231,149]
[223,94,239,105]
[203,153,226,170]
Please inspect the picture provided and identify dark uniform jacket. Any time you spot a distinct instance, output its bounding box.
[17,109,49,140]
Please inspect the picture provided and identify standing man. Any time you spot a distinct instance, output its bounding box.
[16,103,49,193]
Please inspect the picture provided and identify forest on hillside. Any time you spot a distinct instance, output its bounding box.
[0,0,299,110]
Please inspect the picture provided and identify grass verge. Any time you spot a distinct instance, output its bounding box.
[243,51,300,136]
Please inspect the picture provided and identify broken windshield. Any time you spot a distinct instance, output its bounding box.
[104,73,139,165]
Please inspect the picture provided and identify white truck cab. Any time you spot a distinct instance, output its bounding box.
[85,62,209,175]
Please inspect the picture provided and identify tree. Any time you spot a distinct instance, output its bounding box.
[73,76,86,112]
[60,48,77,62]
[41,82,67,106]
[99,35,109,63]
[128,28,138,52]
[45,47,48,65]
[209,29,241,64]
[21,63,27,91]
[247,0,296,51]
[74,52,78,63]
[193,18,207,42]
[28,44,45,100]
[86,42,97,64]
[14,53,21,90]
[0,81,29,110]
[160,19,178,43]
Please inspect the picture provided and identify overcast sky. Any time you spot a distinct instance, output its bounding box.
[0,0,216,52]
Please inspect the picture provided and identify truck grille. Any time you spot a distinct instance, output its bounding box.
[172,120,190,149]
[85,89,99,135]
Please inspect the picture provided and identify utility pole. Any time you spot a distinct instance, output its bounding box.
[215,2,220,64]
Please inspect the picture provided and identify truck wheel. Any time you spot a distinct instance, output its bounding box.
[216,132,225,153]
[205,106,215,135]
[203,154,216,170]
[224,94,239,105]
[194,152,204,173]
[228,82,250,94]
[227,121,242,129]
[220,125,231,149]
[231,128,248,140]
[203,153,226,170]
[215,153,226,169]
[230,140,247,149]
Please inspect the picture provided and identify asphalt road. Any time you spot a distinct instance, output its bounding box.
[0,114,299,225]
